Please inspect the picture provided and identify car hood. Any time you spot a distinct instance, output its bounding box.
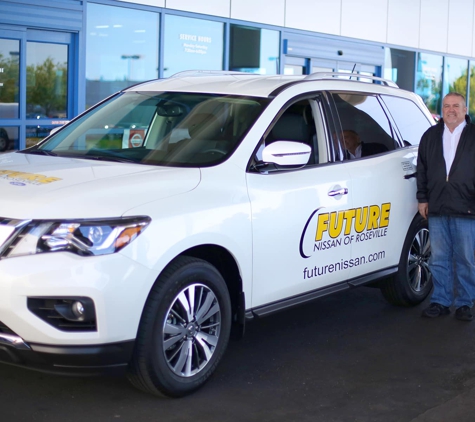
[0,153,201,219]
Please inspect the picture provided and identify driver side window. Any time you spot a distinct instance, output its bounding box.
[258,99,319,166]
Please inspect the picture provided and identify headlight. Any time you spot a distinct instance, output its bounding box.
[3,216,151,258]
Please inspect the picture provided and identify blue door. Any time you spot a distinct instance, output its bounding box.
[0,29,76,152]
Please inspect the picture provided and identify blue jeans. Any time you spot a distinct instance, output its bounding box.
[428,216,475,308]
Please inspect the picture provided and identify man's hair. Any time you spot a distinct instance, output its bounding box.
[444,92,466,102]
[343,129,359,138]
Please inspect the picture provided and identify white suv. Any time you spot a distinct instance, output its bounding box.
[0,71,434,397]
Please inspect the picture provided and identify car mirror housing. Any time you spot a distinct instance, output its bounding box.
[261,140,311,170]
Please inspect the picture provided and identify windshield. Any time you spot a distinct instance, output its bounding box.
[28,91,269,167]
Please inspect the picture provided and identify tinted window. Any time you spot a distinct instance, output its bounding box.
[230,25,279,75]
[383,48,415,91]
[381,95,432,146]
[331,92,397,160]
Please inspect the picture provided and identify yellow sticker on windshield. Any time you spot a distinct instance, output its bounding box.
[0,170,62,185]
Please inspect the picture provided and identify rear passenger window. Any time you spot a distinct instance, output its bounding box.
[330,92,398,160]
[381,95,432,146]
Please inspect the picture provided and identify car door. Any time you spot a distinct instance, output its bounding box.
[328,91,418,281]
[247,96,354,310]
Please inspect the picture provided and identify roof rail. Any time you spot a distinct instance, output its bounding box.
[303,72,399,88]
[169,70,254,78]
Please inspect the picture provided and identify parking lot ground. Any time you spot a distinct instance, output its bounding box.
[2,286,475,422]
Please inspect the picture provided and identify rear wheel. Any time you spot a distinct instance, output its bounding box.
[127,256,231,397]
[380,215,432,306]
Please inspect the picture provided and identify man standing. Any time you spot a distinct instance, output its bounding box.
[417,92,475,321]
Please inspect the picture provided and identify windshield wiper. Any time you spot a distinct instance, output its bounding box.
[81,154,138,164]
[20,149,58,156]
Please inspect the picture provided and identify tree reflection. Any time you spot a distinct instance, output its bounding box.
[416,76,442,117]
[27,57,67,118]
[0,52,19,104]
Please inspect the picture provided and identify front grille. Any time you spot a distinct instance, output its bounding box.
[27,297,97,332]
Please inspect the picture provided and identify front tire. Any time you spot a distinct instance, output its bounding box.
[380,215,432,306]
[127,256,231,397]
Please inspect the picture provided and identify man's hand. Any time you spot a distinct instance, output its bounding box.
[418,202,428,219]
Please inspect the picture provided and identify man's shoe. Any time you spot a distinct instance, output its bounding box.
[421,303,451,318]
[455,306,473,321]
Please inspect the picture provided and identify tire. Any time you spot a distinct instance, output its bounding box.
[127,256,232,397]
[0,135,8,152]
[380,215,432,306]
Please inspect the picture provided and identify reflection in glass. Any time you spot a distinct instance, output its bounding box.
[163,15,223,78]
[27,42,68,119]
[415,53,443,119]
[230,25,279,74]
[468,63,475,121]
[86,3,159,108]
[383,48,415,91]
[444,57,468,98]
[26,125,57,148]
[0,38,20,118]
[0,126,18,152]
[35,92,269,167]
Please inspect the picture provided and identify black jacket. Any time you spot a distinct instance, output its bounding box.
[417,115,475,218]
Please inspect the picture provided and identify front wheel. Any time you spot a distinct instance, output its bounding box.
[127,256,231,397]
[380,215,432,306]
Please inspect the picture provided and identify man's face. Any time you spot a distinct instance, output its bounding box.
[343,131,360,152]
[442,95,467,128]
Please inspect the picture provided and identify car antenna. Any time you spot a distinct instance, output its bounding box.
[350,63,357,79]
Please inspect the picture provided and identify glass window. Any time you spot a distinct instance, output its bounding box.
[0,126,18,152]
[26,42,68,119]
[0,38,19,119]
[444,57,468,98]
[26,125,60,149]
[34,92,269,167]
[381,95,432,146]
[163,15,224,78]
[229,25,279,75]
[260,100,317,165]
[86,4,159,108]
[469,63,475,121]
[416,53,443,119]
[331,92,397,160]
[383,48,415,91]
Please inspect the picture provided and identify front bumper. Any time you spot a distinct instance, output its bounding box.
[0,331,134,375]
[0,251,154,345]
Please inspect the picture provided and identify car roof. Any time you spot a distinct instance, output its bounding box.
[127,71,410,98]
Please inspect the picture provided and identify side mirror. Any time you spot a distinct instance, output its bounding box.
[257,140,311,171]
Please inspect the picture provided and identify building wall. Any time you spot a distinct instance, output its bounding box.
[119,0,475,58]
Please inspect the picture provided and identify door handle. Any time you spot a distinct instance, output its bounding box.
[328,187,348,197]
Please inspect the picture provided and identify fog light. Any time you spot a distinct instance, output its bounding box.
[72,301,85,320]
